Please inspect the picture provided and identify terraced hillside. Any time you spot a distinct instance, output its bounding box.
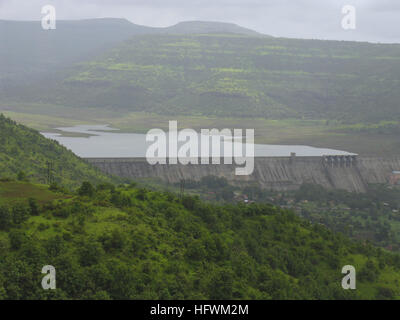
[22,34,400,123]
[0,19,263,85]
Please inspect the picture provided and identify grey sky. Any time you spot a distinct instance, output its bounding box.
[0,0,399,43]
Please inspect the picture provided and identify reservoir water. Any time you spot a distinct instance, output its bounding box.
[41,125,356,158]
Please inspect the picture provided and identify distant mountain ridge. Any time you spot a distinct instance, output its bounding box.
[0,18,263,84]
[2,18,400,123]
[163,21,263,36]
[8,32,400,123]
[0,18,154,84]
[0,18,260,87]
[0,18,263,35]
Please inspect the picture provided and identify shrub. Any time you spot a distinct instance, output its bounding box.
[377,286,395,300]
[28,198,39,216]
[12,203,29,225]
[78,181,95,197]
[0,206,12,230]
[8,230,27,250]
[17,171,28,182]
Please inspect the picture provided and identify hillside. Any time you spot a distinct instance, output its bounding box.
[0,180,400,299]
[164,21,262,36]
[12,33,400,123]
[0,19,261,86]
[0,114,115,187]
[0,18,158,85]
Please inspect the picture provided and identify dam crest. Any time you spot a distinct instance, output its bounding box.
[85,155,400,193]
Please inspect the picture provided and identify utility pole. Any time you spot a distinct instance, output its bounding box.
[180,179,185,198]
[46,161,54,185]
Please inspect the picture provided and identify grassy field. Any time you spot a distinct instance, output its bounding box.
[0,181,67,205]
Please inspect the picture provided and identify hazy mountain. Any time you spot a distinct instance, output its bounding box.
[0,18,158,84]
[0,18,262,85]
[163,21,263,36]
[2,18,400,123]
[11,33,400,123]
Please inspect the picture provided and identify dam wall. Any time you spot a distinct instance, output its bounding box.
[86,156,400,193]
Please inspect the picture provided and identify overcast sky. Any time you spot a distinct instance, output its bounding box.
[0,0,399,43]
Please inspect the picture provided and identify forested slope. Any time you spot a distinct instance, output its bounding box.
[0,181,399,299]
[20,34,400,123]
[0,19,261,85]
[0,114,114,187]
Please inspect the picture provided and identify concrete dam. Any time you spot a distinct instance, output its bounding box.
[85,155,400,193]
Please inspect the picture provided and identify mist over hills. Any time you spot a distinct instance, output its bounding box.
[0,19,147,83]
[164,21,261,36]
[0,18,263,83]
[1,18,400,123]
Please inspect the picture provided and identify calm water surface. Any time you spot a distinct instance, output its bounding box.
[41,125,356,158]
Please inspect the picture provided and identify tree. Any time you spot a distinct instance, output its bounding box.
[8,230,27,250]
[209,268,234,299]
[28,198,39,216]
[0,206,12,230]
[45,235,65,257]
[12,203,29,225]
[17,171,27,182]
[136,188,147,201]
[182,195,197,210]
[78,181,95,197]
[359,260,380,282]
[79,240,104,267]
[49,182,61,192]
[101,229,126,252]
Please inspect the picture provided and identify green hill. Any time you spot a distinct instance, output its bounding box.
[0,180,399,299]
[3,20,400,123]
[15,33,400,123]
[0,19,261,86]
[164,21,263,36]
[0,18,162,83]
[0,114,115,188]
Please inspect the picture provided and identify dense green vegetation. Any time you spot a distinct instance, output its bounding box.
[0,115,399,300]
[0,114,115,188]
[292,184,400,252]
[17,33,400,123]
[1,180,400,300]
[174,177,400,253]
[174,176,236,202]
